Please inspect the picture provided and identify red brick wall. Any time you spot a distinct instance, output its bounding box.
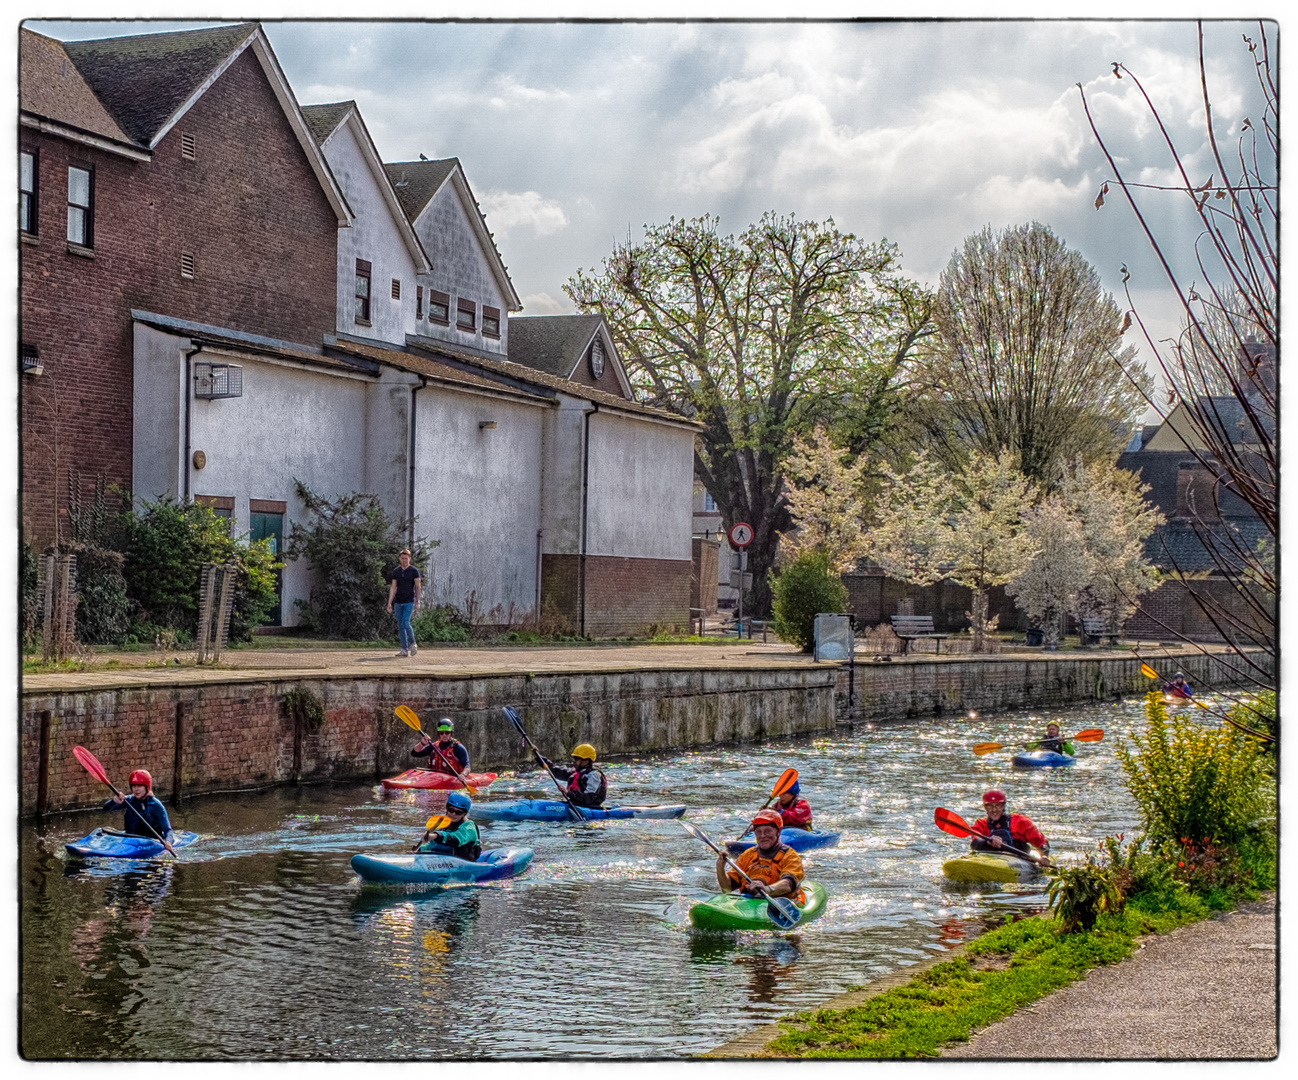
[542,554,691,636]
[20,49,339,544]
[842,573,1024,634]
[1124,577,1272,643]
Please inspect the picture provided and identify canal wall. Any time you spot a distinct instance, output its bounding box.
[20,666,838,816]
[833,649,1270,722]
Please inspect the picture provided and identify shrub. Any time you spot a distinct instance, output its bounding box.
[1227,691,1276,747]
[1117,692,1272,847]
[411,604,471,643]
[65,541,132,645]
[20,542,39,650]
[770,551,849,653]
[1047,861,1123,933]
[284,482,435,641]
[281,687,326,731]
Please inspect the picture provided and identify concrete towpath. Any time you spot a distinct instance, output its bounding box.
[942,894,1277,1059]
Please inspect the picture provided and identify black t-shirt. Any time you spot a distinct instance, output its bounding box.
[391,565,422,604]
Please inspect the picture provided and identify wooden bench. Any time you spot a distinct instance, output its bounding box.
[890,615,950,654]
[1080,617,1119,646]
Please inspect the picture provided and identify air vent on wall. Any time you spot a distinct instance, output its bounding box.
[391,279,401,300]
[194,361,242,399]
[181,132,196,160]
[180,251,195,279]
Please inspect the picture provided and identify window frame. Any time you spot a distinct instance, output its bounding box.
[482,305,501,339]
[355,259,372,324]
[20,149,37,236]
[416,285,424,319]
[456,297,476,332]
[428,290,450,325]
[67,162,93,248]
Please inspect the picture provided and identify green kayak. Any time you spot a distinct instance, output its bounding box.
[942,852,1041,884]
[689,880,828,931]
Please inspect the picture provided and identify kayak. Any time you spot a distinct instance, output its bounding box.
[724,829,842,855]
[380,769,498,791]
[943,852,1041,883]
[1012,749,1075,768]
[473,800,687,822]
[350,847,533,886]
[65,829,200,860]
[689,880,828,931]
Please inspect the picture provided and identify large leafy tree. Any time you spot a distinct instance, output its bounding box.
[566,212,932,614]
[919,222,1147,485]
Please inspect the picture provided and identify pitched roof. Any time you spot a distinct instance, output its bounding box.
[1117,451,1256,519]
[20,28,135,146]
[1145,518,1270,573]
[506,315,606,379]
[382,158,459,223]
[61,22,259,145]
[300,100,354,145]
[132,310,362,377]
[326,338,551,404]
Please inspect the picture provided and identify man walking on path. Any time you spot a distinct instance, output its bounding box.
[386,549,422,658]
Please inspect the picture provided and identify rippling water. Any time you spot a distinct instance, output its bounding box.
[21,695,1176,1059]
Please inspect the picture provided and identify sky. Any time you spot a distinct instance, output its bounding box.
[24,10,1279,409]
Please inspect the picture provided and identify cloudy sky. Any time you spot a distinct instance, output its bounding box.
[28,10,1277,404]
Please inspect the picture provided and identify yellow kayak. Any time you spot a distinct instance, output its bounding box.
[942,852,1041,883]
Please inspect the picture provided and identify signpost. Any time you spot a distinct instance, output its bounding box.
[728,523,753,631]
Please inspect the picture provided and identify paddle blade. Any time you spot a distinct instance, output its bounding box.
[1140,663,1159,680]
[934,806,975,838]
[972,742,1003,756]
[770,768,798,799]
[1073,728,1104,742]
[425,815,451,829]
[394,706,423,732]
[73,745,110,787]
[502,705,525,734]
[765,895,801,930]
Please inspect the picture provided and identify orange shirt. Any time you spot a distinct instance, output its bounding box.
[727,843,804,889]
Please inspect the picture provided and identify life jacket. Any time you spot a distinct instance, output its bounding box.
[567,764,608,808]
[972,812,1049,855]
[419,738,467,775]
[778,797,813,830]
[1039,734,1065,753]
[421,820,481,861]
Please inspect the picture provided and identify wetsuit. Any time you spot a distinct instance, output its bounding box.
[414,737,470,774]
[419,818,481,861]
[1037,734,1075,755]
[102,794,171,839]
[971,812,1049,857]
[777,797,813,830]
[543,760,608,809]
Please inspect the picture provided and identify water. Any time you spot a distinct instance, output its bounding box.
[21,696,1169,1059]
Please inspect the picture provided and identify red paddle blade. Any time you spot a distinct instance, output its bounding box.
[771,768,799,798]
[1073,728,1104,742]
[73,745,111,786]
[935,806,975,838]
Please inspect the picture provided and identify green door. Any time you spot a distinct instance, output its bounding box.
[249,511,284,625]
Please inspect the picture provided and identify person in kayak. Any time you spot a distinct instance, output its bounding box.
[535,743,608,809]
[104,769,176,855]
[413,719,470,775]
[970,789,1050,867]
[775,780,813,831]
[414,790,482,861]
[717,810,805,898]
[1035,722,1074,756]
[1165,672,1193,699]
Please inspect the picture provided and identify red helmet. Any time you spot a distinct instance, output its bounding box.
[982,789,1007,804]
[129,769,153,790]
[751,809,784,830]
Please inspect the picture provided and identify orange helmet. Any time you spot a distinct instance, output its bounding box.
[129,769,153,790]
[751,809,784,830]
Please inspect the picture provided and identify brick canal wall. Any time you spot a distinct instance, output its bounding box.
[20,667,837,817]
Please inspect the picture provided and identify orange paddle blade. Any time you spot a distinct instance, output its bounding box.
[972,742,1003,756]
[425,815,451,829]
[934,807,975,838]
[73,745,111,787]
[1140,663,1160,680]
[770,768,799,798]
[1073,728,1104,742]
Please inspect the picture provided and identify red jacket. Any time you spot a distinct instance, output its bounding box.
[778,798,813,829]
[972,812,1048,853]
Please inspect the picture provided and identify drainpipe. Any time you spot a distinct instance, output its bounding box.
[579,402,597,637]
[408,376,427,548]
[182,344,201,502]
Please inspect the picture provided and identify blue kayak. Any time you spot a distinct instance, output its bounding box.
[1012,749,1076,768]
[473,800,687,822]
[65,828,200,860]
[725,829,842,855]
[350,847,534,886]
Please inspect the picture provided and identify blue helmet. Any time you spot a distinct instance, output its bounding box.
[786,780,800,797]
[445,790,472,813]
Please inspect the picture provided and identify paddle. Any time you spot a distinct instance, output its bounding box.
[501,705,586,821]
[394,706,480,795]
[734,768,799,841]
[679,820,801,930]
[973,728,1104,756]
[934,806,1039,865]
[412,814,455,851]
[72,745,176,857]
[1137,662,1274,741]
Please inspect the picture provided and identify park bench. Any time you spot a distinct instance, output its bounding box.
[1080,617,1119,647]
[889,614,950,655]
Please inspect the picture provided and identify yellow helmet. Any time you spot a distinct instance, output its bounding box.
[571,743,597,761]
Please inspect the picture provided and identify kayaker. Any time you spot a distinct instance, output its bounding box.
[775,780,813,831]
[413,719,470,775]
[536,743,608,809]
[414,790,482,861]
[104,769,176,855]
[1035,722,1074,756]
[1165,672,1193,699]
[970,789,1051,867]
[717,810,805,898]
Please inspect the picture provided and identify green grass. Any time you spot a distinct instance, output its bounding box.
[760,897,1212,1058]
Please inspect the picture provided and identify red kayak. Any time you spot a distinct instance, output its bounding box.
[380,769,498,791]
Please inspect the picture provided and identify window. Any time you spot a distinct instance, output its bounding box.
[428,290,450,325]
[704,492,716,512]
[482,305,501,338]
[457,297,476,331]
[20,150,37,235]
[67,164,92,247]
[416,286,424,319]
[181,132,196,160]
[180,251,195,279]
[355,259,372,323]
[391,278,401,301]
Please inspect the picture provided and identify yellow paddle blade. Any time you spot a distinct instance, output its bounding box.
[425,815,451,829]
[395,705,423,732]
[1140,663,1159,680]
[972,742,1003,756]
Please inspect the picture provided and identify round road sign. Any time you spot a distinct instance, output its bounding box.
[728,522,754,547]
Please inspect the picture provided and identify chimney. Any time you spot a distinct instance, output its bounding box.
[1237,335,1276,399]
[1175,460,1216,518]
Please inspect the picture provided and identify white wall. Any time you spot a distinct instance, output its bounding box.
[413,386,548,615]
[539,396,590,556]
[132,323,187,502]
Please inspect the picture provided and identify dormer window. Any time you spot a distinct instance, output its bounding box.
[429,290,450,325]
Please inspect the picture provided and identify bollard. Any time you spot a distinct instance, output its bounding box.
[37,710,52,815]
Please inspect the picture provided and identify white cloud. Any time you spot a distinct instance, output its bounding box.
[479,190,569,239]
[518,292,573,315]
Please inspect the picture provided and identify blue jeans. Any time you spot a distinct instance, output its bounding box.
[394,602,415,651]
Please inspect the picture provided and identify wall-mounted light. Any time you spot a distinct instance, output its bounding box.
[479,420,497,430]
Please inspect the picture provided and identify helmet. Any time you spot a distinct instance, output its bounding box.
[445,790,472,812]
[129,769,152,790]
[1174,671,1184,679]
[784,780,801,797]
[436,719,454,732]
[751,809,784,830]
[571,744,597,761]
[1046,722,1061,733]
[982,789,1007,804]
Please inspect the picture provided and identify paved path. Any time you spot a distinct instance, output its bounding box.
[942,895,1277,1059]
